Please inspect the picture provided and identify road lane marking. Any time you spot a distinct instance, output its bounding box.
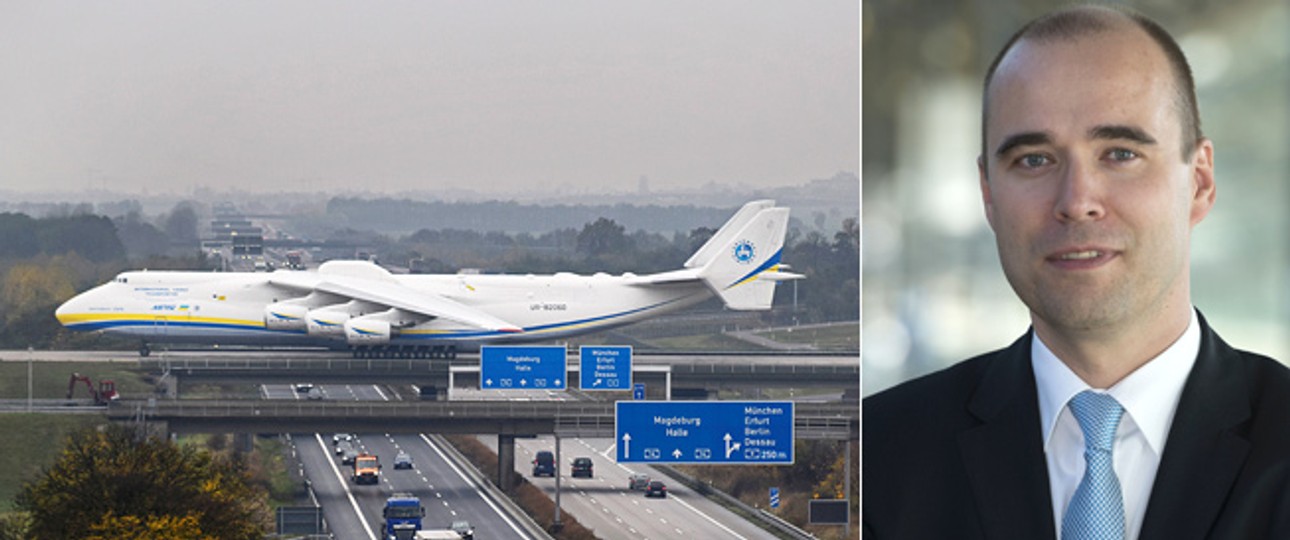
[419,434,530,539]
[668,493,747,539]
[312,434,376,540]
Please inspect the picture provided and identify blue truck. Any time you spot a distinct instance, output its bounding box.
[383,493,426,540]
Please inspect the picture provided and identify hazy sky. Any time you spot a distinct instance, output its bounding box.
[0,1,858,196]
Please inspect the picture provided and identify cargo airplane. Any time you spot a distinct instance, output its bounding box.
[56,201,802,358]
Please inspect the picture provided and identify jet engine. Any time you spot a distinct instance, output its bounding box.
[306,307,353,337]
[344,318,391,345]
[264,303,309,331]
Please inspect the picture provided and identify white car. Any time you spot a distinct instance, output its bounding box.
[628,473,651,490]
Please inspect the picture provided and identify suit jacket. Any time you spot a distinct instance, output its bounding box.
[863,314,1290,539]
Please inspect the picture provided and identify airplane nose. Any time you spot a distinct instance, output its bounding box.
[55,293,84,327]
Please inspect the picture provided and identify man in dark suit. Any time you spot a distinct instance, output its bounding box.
[863,6,1290,539]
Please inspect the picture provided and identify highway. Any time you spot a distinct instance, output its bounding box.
[281,383,787,539]
[512,436,779,539]
[463,386,780,539]
[266,383,535,539]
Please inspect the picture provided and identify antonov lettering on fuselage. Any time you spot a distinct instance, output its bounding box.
[56,201,803,358]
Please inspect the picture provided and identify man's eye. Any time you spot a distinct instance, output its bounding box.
[1107,148,1138,161]
[1017,154,1050,168]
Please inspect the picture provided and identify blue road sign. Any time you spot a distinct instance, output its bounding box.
[632,383,646,401]
[615,401,794,464]
[480,346,566,390]
[580,346,632,391]
[770,487,780,509]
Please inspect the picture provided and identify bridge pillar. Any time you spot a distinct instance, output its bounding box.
[234,432,254,454]
[157,372,178,399]
[497,434,517,494]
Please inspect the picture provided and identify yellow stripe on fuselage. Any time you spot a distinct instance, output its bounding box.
[57,312,265,328]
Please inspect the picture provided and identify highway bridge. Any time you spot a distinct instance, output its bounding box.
[133,351,860,402]
[107,399,855,438]
[6,350,858,537]
[109,398,857,491]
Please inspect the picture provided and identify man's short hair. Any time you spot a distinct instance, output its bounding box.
[980,5,1202,165]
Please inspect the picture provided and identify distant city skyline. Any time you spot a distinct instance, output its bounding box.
[0,1,858,196]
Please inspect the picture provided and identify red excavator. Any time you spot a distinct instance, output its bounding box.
[67,373,119,405]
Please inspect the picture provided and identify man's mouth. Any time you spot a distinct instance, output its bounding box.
[1058,250,1102,260]
[1047,247,1116,269]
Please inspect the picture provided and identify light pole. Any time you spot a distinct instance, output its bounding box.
[27,346,34,412]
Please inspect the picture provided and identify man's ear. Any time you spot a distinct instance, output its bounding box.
[979,155,997,231]
[1189,138,1216,227]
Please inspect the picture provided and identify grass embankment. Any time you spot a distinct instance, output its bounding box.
[677,439,860,540]
[0,414,106,513]
[756,322,860,350]
[444,435,597,540]
[0,361,296,515]
[646,332,765,350]
[0,360,152,513]
[0,360,154,400]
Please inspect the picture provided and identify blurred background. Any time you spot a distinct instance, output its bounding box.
[862,0,1290,395]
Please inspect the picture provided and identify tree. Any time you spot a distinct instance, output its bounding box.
[36,215,126,262]
[86,512,208,540]
[575,217,633,257]
[0,212,39,259]
[688,226,717,253]
[0,262,78,347]
[114,211,171,258]
[163,202,200,245]
[15,425,269,540]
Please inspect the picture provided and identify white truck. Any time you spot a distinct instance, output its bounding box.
[413,531,462,540]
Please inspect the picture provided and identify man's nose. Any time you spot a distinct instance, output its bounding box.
[1053,159,1106,222]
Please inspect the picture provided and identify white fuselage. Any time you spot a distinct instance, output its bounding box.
[56,269,714,348]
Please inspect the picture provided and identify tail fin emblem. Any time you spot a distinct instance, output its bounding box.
[733,240,756,264]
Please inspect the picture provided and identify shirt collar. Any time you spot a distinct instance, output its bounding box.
[1033,309,1201,454]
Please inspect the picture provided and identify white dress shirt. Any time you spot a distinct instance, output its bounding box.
[1032,309,1200,540]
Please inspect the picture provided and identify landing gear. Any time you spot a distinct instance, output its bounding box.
[139,342,151,357]
[349,345,458,359]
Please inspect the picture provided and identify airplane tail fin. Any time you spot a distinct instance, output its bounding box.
[684,200,776,269]
[694,202,803,310]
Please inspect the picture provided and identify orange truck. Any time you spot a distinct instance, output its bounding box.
[353,453,381,484]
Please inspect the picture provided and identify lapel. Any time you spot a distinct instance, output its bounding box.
[1139,314,1252,540]
[958,332,1057,540]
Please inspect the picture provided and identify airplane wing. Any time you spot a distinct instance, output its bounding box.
[269,271,523,333]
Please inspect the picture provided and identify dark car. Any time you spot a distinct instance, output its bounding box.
[571,457,593,478]
[532,450,555,477]
[645,480,667,498]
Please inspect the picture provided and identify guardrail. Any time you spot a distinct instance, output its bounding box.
[0,399,108,413]
[655,464,817,540]
[110,399,615,419]
[427,433,553,540]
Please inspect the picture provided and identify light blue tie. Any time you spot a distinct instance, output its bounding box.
[1062,390,1126,540]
